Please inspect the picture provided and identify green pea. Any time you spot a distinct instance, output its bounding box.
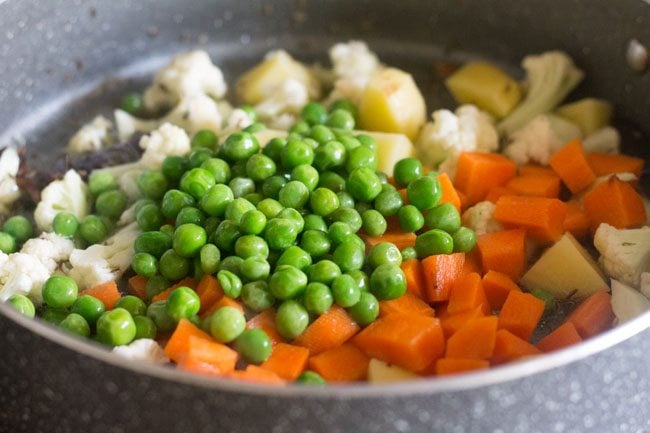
[332,274,361,307]
[296,371,327,385]
[180,168,216,201]
[276,245,312,270]
[275,300,309,340]
[240,256,270,282]
[348,292,379,326]
[333,240,365,272]
[176,206,206,227]
[241,281,275,311]
[310,125,336,145]
[137,170,169,200]
[345,146,377,172]
[407,176,442,211]
[188,148,214,169]
[59,313,90,337]
[209,306,246,343]
[239,105,258,122]
[243,192,263,206]
[330,98,358,120]
[281,138,314,169]
[452,227,477,253]
[0,232,16,253]
[161,189,195,219]
[415,229,454,258]
[173,223,207,258]
[146,275,169,299]
[133,316,157,340]
[225,198,256,224]
[328,221,353,246]
[347,269,369,292]
[41,308,69,325]
[159,249,191,281]
[134,231,172,258]
[362,209,387,237]
[199,184,233,217]
[318,171,346,193]
[132,252,158,278]
[326,108,355,130]
[136,203,164,232]
[356,133,376,150]
[367,242,402,269]
[330,207,363,232]
[221,131,260,161]
[88,171,118,196]
[264,218,298,250]
[393,158,423,187]
[401,246,418,261]
[95,190,128,220]
[245,154,276,182]
[313,140,346,171]
[71,295,105,326]
[303,214,327,232]
[397,205,425,232]
[201,158,231,184]
[228,177,256,198]
[234,235,269,259]
[236,210,265,236]
[338,136,360,153]
[2,215,32,245]
[166,286,201,321]
[370,264,407,300]
[52,212,79,238]
[309,187,340,217]
[262,137,287,163]
[236,328,272,364]
[303,282,333,315]
[289,120,310,135]
[197,244,219,275]
[355,201,373,215]
[216,270,242,298]
[146,301,176,332]
[425,202,461,233]
[291,164,319,191]
[96,308,136,346]
[42,275,78,309]
[7,294,35,318]
[218,256,244,275]
[115,295,147,317]
[257,198,284,219]
[373,189,403,217]
[300,229,331,258]
[162,156,188,183]
[120,93,143,115]
[301,102,328,125]
[277,208,305,233]
[191,129,218,149]
[269,265,308,300]
[347,167,382,202]
[307,259,341,285]
[204,216,222,237]
[278,181,310,210]
[212,220,242,252]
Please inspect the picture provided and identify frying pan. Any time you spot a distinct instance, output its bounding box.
[1,1,649,432]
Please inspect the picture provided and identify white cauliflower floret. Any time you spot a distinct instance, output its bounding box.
[461,201,504,236]
[641,272,650,299]
[143,50,227,112]
[0,147,21,215]
[503,114,582,166]
[326,41,381,104]
[67,222,140,290]
[610,278,650,324]
[34,170,91,232]
[254,79,309,130]
[112,338,170,362]
[415,105,498,178]
[498,51,584,135]
[0,253,50,305]
[67,115,113,154]
[582,126,621,154]
[20,232,75,274]
[593,223,650,288]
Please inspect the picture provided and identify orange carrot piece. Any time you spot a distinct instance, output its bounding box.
[80,280,121,310]
[196,274,224,314]
[435,358,490,375]
[519,164,558,178]
[445,316,498,359]
[563,200,590,239]
[398,188,408,205]
[549,139,597,194]
[438,173,462,212]
[400,259,426,299]
[491,329,541,364]
[294,306,360,355]
[229,365,286,385]
[177,357,223,377]
[505,174,561,198]
[199,296,245,320]
[308,343,370,382]
[421,253,465,302]
[247,309,284,346]
[127,275,148,301]
[587,152,645,178]
[353,313,445,372]
[493,195,568,244]
[582,176,647,230]
[151,287,173,303]
[177,335,238,374]
[379,293,435,318]
[447,272,489,315]
[164,318,213,363]
[364,231,417,250]
[565,291,615,339]
[485,186,515,204]
[260,343,310,380]
[482,270,521,310]
[454,152,518,205]
[536,322,583,353]
[461,250,482,277]
[476,229,527,280]
[437,305,485,337]
[498,291,545,341]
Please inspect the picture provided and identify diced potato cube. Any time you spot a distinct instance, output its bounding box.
[521,233,608,299]
[445,61,522,119]
[365,131,415,176]
[611,279,650,323]
[556,98,613,135]
[368,358,419,384]
[358,68,427,141]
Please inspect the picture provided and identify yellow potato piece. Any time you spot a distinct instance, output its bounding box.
[368,358,419,384]
[366,131,415,177]
[358,68,426,141]
[236,50,320,105]
[445,61,522,119]
[555,98,612,135]
[521,233,608,299]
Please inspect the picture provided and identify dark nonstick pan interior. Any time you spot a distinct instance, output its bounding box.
[1,1,650,432]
